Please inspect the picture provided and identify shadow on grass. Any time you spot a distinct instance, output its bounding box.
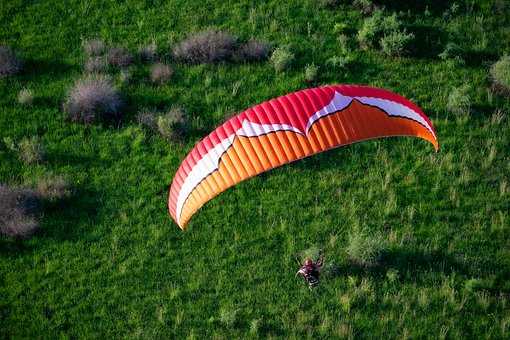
[21,58,77,80]
[373,0,450,14]
[326,247,510,293]
[407,24,446,59]
[327,248,467,280]
[40,187,99,242]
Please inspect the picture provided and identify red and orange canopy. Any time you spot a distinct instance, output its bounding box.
[168,85,438,229]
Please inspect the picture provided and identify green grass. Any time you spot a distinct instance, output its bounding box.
[1,1,510,338]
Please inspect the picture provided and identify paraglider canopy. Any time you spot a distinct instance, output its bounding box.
[168,85,438,229]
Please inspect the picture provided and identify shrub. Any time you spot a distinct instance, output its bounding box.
[326,54,354,69]
[107,47,134,67]
[338,34,352,54]
[0,184,41,239]
[150,63,173,85]
[15,137,46,165]
[138,42,158,62]
[235,39,271,62]
[157,107,189,141]
[18,88,34,106]
[36,175,72,201]
[0,46,22,77]
[64,75,123,124]
[218,306,238,327]
[119,68,132,85]
[173,30,237,64]
[357,10,400,50]
[270,47,294,72]
[305,63,319,82]
[438,42,464,61]
[319,0,340,8]
[84,56,107,73]
[136,108,158,131]
[346,229,387,267]
[249,319,262,335]
[82,39,106,57]
[380,30,414,57]
[490,56,510,97]
[353,0,378,15]
[447,85,471,116]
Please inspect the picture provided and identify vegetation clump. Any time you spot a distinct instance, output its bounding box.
[150,63,173,85]
[490,56,510,97]
[136,108,158,131]
[353,0,378,15]
[305,63,319,82]
[64,75,123,124]
[138,42,158,63]
[270,47,295,72]
[84,56,107,73]
[107,47,134,67]
[438,42,464,61]
[0,184,41,239]
[380,30,415,57]
[82,39,106,57]
[0,46,22,77]
[357,10,413,56]
[4,136,46,165]
[326,54,354,69]
[235,39,271,62]
[157,107,189,142]
[173,30,237,64]
[447,85,471,116]
[36,174,72,201]
[17,88,34,106]
[346,229,387,267]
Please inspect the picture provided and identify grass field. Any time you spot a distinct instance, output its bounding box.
[1,0,510,338]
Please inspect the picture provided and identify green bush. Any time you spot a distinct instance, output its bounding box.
[304,63,319,82]
[270,47,294,73]
[438,42,464,61]
[380,30,414,57]
[357,10,399,49]
[17,88,34,106]
[5,137,46,165]
[447,85,471,116]
[346,229,387,267]
[490,56,510,97]
[357,10,413,56]
[326,54,354,69]
[218,306,238,327]
[157,107,189,141]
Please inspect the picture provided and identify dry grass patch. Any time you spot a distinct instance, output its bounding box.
[64,75,123,124]
[0,184,41,239]
[173,30,237,64]
[82,39,106,57]
[107,47,134,67]
[235,39,271,62]
[150,63,173,85]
